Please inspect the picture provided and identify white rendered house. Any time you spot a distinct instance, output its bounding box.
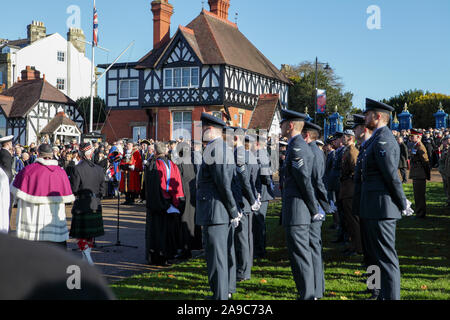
[0,21,92,102]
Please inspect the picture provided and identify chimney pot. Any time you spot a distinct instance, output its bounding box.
[151,0,174,50]
[208,0,230,20]
[21,66,41,81]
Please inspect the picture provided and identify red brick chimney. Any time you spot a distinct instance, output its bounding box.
[151,0,174,50]
[20,66,41,81]
[208,0,230,20]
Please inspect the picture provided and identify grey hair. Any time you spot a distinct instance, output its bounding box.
[155,141,167,155]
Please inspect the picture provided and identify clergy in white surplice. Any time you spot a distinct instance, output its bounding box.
[10,144,75,246]
[0,167,10,234]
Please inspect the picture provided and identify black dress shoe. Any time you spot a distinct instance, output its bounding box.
[366,289,380,300]
[332,237,345,244]
[344,250,357,257]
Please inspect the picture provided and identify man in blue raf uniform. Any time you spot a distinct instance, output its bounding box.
[360,99,407,300]
[230,129,260,282]
[254,135,275,259]
[196,113,241,300]
[302,121,331,300]
[280,109,318,300]
[329,131,345,240]
[352,113,379,299]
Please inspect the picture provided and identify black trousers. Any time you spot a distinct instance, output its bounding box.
[413,179,426,218]
[399,168,407,183]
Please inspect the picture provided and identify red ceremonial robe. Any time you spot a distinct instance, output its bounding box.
[156,158,184,208]
[119,149,143,193]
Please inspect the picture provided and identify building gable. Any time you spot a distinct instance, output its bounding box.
[155,29,202,69]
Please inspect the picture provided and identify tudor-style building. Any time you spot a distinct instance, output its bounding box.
[100,0,290,142]
[0,66,83,145]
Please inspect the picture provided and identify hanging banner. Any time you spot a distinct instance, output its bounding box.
[316,89,326,114]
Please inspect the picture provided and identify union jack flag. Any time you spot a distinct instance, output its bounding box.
[93,5,98,46]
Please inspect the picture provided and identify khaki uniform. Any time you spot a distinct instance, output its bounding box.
[439,147,450,203]
[339,144,362,253]
[409,141,430,218]
[444,149,450,204]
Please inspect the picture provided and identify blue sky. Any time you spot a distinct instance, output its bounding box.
[2,0,449,110]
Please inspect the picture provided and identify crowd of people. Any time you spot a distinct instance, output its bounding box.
[0,99,446,300]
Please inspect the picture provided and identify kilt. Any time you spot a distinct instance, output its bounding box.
[70,209,104,239]
[69,195,104,239]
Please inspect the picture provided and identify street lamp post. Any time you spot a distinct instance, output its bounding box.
[314,57,330,123]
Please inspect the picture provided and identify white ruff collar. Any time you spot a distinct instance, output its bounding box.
[35,158,58,166]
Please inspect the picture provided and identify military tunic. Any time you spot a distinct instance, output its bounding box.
[339,143,362,253]
[282,134,318,300]
[308,141,330,299]
[234,146,257,281]
[254,148,274,259]
[409,141,430,218]
[196,137,238,300]
[359,126,406,300]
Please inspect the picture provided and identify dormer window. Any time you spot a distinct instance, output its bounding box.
[164,67,199,89]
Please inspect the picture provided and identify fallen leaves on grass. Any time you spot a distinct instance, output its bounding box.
[260,279,268,284]
[354,271,362,276]
[421,285,428,290]
[340,296,348,300]
[168,274,176,279]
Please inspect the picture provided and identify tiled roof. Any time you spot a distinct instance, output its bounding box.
[0,79,76,118]
[136,10,290,83]
[0,96,14,117]
[40,112,80,134]
[248,94,280,130]
[0,38,29,50]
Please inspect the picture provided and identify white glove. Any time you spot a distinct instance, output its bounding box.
[313,213,325,222]
[231,217,240,228]
[251,201,261,212]
[402,199,414,216]
[129,165,135,171]
[143,160,148,165]
[231,212,243,228]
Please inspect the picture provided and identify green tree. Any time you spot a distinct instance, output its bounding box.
[381,89,429,117]
[382,91,450,128]
[76,96,108,132]
[408,93,450,129]
[282,61,354,126]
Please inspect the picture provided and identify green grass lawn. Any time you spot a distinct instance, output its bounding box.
[110,182,450,300]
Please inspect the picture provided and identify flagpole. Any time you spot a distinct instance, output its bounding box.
[89,0,96,134]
